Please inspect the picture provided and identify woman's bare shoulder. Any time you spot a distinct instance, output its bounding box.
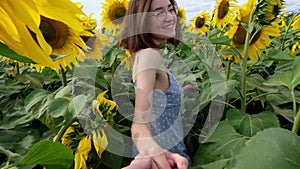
[133,48,164,79]
[136,48,161,58]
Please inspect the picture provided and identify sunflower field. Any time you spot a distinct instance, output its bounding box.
[0,0,300,168]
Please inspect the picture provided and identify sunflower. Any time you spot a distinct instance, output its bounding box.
[36,0,92,70]
[59,91,116,169]
[0,0,92,71]
[177,7,187,26]
[101,0,129,36]
[38,16,87,70]
[211,0,239,29]
[0,1,56,69]
[225,0,281,62]
[187,10,210,36]
[255,0,284,25]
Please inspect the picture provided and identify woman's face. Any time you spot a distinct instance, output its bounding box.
[147,0,177,44]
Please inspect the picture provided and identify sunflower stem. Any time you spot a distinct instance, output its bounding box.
[54,118,76,142]
[15,62,20,76]
[1,163,18,169]
[292,109,300,134]
[241,7,256,113]
[60,68,67,86]
[246,92,280,105]
[226,59,232,81]
[281,14,298,51]
[291,89,297,117]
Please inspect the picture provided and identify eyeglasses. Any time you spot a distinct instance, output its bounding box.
[151,5,178,21]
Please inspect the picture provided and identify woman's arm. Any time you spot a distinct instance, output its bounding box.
[133,67,172,168]
[131,49,188,169]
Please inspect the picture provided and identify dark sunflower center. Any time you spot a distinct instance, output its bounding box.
[233,24,247,45]
[272,5,280,15]
[178,11,183,18]
[195,17,205,28]
[233,23,262,46]
[218,0,229,19]
[250,29,261,45]
[39,17,69,49]
[109,7,126,24]
[115,7,126,19]
[40,21,56,43]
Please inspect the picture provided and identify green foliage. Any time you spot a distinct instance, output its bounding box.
[18,140,74,169]
[0,42,34,64]
[264,57,300,90]
[193,121,248,169]
[233,128,300,169]
[192,109,283,169]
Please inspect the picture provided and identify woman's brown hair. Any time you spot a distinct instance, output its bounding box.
[118,0,181,53]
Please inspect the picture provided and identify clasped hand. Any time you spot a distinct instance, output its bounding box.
[122,147,188,169]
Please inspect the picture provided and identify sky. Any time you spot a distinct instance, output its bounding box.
[76,0,300,27]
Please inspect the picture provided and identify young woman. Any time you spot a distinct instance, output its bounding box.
[119,0,193,168]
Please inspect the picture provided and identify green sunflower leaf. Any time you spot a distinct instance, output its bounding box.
[265,49,295,61]
[18,140,74,169]
[264,71,293,89]
[233,128,300,169]
[192,121,247,169]
[208,36,231,45]
[0,42,34,64]
[48,98,70,118]
[291,57,300,88]
[226,109,280,137]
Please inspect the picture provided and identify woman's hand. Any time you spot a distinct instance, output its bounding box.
[166,152,188,169]
[121,156,152,169]
[124,148,188,169]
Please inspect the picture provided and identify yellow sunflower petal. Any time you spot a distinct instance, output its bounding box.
[263,25,281,37]
[36,0,84,32]
[291,42,300,55]
[96,90,109,105]
[178,7,187,26]
[248,44,261,62]
[92,129,108,158]
[292,13,300,30]
[74,136,92,169]
[61,127,75,146]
